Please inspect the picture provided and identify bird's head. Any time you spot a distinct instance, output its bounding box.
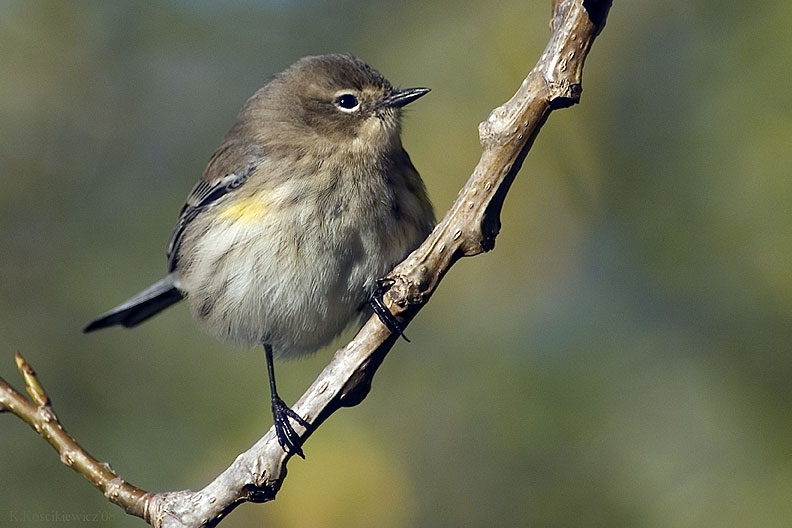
[242,54,429,154]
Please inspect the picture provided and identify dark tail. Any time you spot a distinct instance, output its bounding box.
[83,274,183,333]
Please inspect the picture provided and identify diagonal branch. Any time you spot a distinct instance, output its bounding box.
[0,1,612,526]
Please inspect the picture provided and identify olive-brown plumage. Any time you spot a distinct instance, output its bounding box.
[84,54,434,456]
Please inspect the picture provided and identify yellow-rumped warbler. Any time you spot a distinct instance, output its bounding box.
[83,54,434,456]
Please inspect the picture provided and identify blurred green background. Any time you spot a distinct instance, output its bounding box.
[2,1,792,527]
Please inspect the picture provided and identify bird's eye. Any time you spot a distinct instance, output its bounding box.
[335,93,360,112]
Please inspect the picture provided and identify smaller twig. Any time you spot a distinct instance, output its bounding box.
[0,353,151,518]
[15,351,49,406]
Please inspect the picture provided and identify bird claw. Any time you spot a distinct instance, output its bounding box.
[369,278,409,342]
[271,396,309,458]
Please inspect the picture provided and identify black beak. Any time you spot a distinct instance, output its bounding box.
[382,87,431,109]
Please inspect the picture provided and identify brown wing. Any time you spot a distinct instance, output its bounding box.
[166,143,264,272]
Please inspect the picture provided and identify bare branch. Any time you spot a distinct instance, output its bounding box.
[0,353,150,517]
[0,1,612,526]
[386,0,611,311]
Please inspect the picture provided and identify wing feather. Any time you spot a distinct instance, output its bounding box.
[166,144,263,272]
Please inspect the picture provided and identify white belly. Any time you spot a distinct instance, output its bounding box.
[176,193,422,357]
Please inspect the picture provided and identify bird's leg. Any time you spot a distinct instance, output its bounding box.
[265,344,309,458]
[369,277,410,342]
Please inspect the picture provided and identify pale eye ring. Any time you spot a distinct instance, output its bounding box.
[334,92,360,112]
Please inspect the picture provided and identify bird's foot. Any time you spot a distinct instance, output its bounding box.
[271,396,309,458]
[369,277,409,342]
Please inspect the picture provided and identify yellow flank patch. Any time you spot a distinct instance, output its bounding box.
[217,195,270,223]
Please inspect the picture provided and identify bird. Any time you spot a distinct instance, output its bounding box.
[83,54,435,457]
